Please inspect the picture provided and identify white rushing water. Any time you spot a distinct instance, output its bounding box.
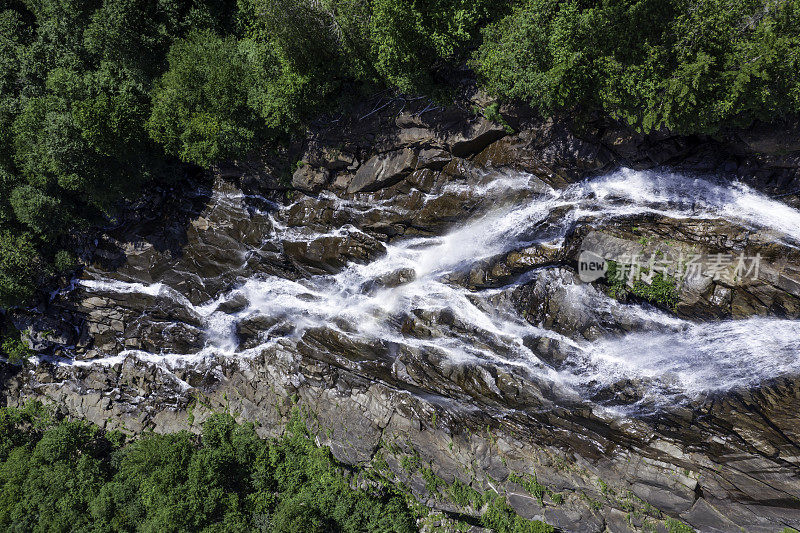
[72,168,800,412]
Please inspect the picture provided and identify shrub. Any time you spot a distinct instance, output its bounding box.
[0,230,43,308]
[666,517,696,533]
[0,333,32,365]
[481,495,555,533]
[475,0,800,134]
[371,0,505,94]
[147,30,259,167]
[0,407,417,532]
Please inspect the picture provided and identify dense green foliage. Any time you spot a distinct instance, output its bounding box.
[148,30,258,167]
[0,328,31,365]
[0,404,417,532]
[1,0,798,310]
[369,0,501,93]
[0,0,236,308]
[481,496,554,533]
[605,260,680,312]
[475,0,800,133]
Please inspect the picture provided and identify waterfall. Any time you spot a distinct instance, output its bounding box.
[66,168,800,414]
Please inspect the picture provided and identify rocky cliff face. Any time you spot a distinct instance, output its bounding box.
[4,94,800,532]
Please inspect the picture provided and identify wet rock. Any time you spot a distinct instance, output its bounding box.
[405,168,438,193]
[578,219,800,319]
[216,293,249,314]
[415,148,451,171]
[72,289,205,356]
[736,119,800,156]
[126,321,205,354]
[448,243,565,289]
[83,179,286,305]
[361,268,416,293]
[283,230,387,274]
[346,148,418,194]
[590,378,651,405]
[475,119,615,186]
[291,164,329,193]
[286,195,353,228]
[599,127,693,169]
[304,145,356,170]
[409,192,474,231]
[236,315,293,349]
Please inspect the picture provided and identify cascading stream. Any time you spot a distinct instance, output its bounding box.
[68,168,800,414]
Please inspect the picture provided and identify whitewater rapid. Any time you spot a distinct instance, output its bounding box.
[69,168,800,413]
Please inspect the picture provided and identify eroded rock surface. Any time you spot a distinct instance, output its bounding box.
[4,94,800,532]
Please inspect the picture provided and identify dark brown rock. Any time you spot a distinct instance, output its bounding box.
[346,148,418,194]
[445,117,507,158]
[283,231,387,273]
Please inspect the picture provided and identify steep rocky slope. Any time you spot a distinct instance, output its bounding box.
[4,95,800,532]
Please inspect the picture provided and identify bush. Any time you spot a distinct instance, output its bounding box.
[475,0,800,134]
[666,517,696,533]
[0,407,417,532]
[0,230,43,308]
[53,249,78,272]
[481,495,555,533]
[0,333,32,365]
[9,185,66,236]
[271,495,332,533]
[605,260,679,312]
[148,30,259,167]
[370,0,505,94]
